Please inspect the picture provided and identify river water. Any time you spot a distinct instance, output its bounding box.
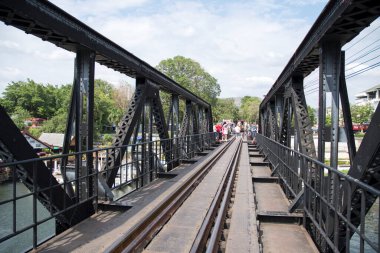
[0,182,378,252]
[0,182,55,253]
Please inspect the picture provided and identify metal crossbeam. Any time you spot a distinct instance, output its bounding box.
[261,0,380,107]
[0,106,93,232]
[104,79,148,187]
[0,0,210,109]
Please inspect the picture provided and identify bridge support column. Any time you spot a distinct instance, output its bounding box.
[279,91,292,147]
[179,100,193,158]
[319,39,342,248]
[205,107,213,133]
[63,49,96,201]
[168,95,180,140]
[319,39,341,169]
[267,101,278,141]
[168,95,180,168]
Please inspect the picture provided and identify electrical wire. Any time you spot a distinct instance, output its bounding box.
[344,23,380,51]
[346,61,380,79]
[305,62,380,95]
[346,45,380,65]
[346,38,380,60]
[345,54,380,72]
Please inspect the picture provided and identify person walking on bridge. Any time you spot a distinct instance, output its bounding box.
[215,123,222,141]
[222,122,228,141]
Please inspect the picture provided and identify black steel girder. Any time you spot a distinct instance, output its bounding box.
[104,79,148,187]
[261,0,380,108]
[0,0,210,109]
[0,106,93,232]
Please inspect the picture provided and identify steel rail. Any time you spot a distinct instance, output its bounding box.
[190,138,242,253]
[104,137,236,253]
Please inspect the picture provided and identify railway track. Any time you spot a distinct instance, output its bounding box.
[106,137,242,253]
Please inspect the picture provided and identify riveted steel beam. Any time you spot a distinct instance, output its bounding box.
[104,78,148,187]
[261,0,380,107]
[0,106,93,233]
[0,0,210,109]
[290,76,316,158]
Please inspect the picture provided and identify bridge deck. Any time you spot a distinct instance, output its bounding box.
[250,144,319,253]
[34,143,226,252]
[225,142,259,252]
[35,139,320,253]
[144,140,243,252]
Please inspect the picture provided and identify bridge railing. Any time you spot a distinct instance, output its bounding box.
[256,133,380,253]
[0,132,217,250]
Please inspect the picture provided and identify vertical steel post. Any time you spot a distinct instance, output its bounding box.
[339,52,356,165]
[319,39,341,167]
[64,49,95,201]
[170,95,180,139]
[206,106,213,132]
[276,95,284,134]
[320,38,342,245]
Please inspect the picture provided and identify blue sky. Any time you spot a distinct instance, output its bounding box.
[0,0,379,107]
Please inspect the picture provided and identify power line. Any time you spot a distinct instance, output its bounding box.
[346,38,380,60]
[346,54,380,72]
[346,45,380,65]
[344,23,380,51]
[346,61,380,79]
[304,61,380,95]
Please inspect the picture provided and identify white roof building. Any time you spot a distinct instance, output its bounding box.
[355,84,380,109]
[39,133,65,148]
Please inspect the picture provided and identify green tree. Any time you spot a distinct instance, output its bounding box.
[1,79,63,119]
[40,109,68,133]
[156,56,221,107]
[10,106,31,129]
[307,106,317,126]
[1,79,126,141]
[239,96,261,123]
[213,98,239,123]
[351,103,374,123]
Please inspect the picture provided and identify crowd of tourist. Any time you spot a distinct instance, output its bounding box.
[213,120,258,142]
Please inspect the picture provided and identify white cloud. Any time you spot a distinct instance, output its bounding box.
[246,76,275,86]
[4,0,378,110]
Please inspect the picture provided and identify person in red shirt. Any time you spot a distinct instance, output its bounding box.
[215,123,222,141]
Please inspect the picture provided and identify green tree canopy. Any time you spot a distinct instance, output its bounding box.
[156,56,221,106]
[11,106,31,129]
[1,79,71,119]
[351,103,374,123]
[0,79,130,141]
[213,98,239,123]
[307,106,317,126]
[239,96,261,123]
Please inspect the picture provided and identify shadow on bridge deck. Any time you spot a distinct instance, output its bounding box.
[34,143,226,252]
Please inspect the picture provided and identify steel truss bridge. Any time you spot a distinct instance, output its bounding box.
[0,0,380,252]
